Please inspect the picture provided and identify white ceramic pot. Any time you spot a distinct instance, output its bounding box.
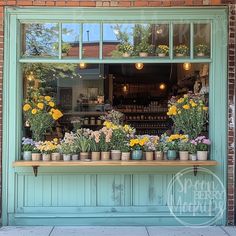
[189,154,197,161]
[111,150,121,161]
[158,53,166,57]
[91,152,100,161]
[101,151,110,161]
[122,52,130,58]
[179,151,189,161]
[72,154,79,161]
[197,151,208,161]
[176,53,184,57]
[155,151,164,161]
[145,151,153,161]
[23,151,32,161]
[121,152,130,161]
[139,52,148,57]
[197,53,205,57]
[80,152,90,161]
[51,152,61,161]
[63,154,71,161]
[42,153,51,161]
[32,153,41,161]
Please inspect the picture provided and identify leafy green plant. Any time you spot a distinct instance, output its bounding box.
[135,42,154,54]
[156,45,169,55]
[90,138,100,152]
[75,136,91,152]
[110,129,127,150]
[120,142,130,152]
[178,141,190,151]
[174,44,189,56]
[195,44,209,55]
[118,43,133,54]
[60,142,72,155]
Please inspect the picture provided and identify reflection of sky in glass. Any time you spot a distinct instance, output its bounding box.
[103,24,134,44]
[62,24,80,42]
[83,24,100,42]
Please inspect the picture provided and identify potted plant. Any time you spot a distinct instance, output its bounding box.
[51,138,61,161]
[60,142,72,161]
[195,44,209,57]
[178,140,190,161]
[135,42,154,57]
[194,136,211,161]
[76,136,91,161]
[90,131,101,161]
[156,45,169,57]
[174,44,189,57]
[143,135,158,161]
[118,43,133,57]
[22,137,35,161]
[37,141,55,161]
[120,142,131,161]
[129,137,147,160]
[167,93,208,139]
[99,129,112,161]
[31,145,41,161]
[189,141,197,161]
[70,142,79,161]
[154,142,164,161]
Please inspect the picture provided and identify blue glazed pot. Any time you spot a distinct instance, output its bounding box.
[132,150,143,160]
[23,151,32,161]
[167,150,177,160]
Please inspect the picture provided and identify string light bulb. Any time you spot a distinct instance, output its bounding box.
[135,62,144,70]
[27,71,35,81]
[183,62,191,71]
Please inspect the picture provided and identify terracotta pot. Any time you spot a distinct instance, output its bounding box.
[51,153,61,161]
[42,153,51,161]
[23,151,32,161]
[155,151,164,161]
[189,154,197,161]
[121,152,130,161]
[179,151,189,161]
[91,152,100,161]
[72,154,79,161]
[158,53,166,57]
[145,151,153,161]
[122,52,130,58]
[32,153,41,161]
[111,150,121,161]
[63,154,71,161]
[101,151,110,161]
[139,52,148,57]
[80,152,90,161]
[197,151,208,161]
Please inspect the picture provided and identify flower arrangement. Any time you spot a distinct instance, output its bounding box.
[100,110,124,125]
[118,43,133,54]
[99,127,113,152]
[167,93,208,139]
[166,134,188,150]
[135,42,154,54]
[174,44,189,56]
[22,137,35,152]
[178,140,190,152]
[156,45,169,56]
[129,136,148,151]
[23,88,63,141]
[90,131,101,152]
[142,135,159,152]
[37,139,59,154]
[191,136,211,151]
[195,44,209,56]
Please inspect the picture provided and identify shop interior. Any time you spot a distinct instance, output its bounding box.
[23,62,209,138]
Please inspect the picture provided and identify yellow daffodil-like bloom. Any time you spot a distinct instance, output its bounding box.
[45,96,51,102]
[53,138,58,143]
[203,107,208,111]
[49,101,55,107]
[177,98,184,104]
[167,105,177,116]
[37,102,44,110]
[183,104,190,110]
[31,108,37,115]
[103,121,112,129]
[23,104,31,112]
[52,109,63,120]
[191,102,197,107]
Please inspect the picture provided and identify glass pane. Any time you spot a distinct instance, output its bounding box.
[22,23,59,57]
[62,23,80,58]
[82,23,100,58]
[173,24,190,58]
[103,23,134,58]
[194,23,211,58]
[153,24,169,58]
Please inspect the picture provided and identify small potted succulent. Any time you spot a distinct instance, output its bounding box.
[194,136,211,161]
[22,137,35,161]
[195,44,209,57]
[174,44,189,57]
[156,45,169,57]
[118,43,134,57]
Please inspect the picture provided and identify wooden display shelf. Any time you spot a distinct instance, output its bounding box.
[13,160,218,177]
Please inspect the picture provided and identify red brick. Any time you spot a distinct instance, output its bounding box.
[134,1,148,7]
[80,1,96,6]
[118,1,131,6]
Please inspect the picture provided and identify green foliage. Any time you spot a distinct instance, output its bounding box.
[195,44,209,55]
[110,129,127,150]
[60,142,72,155]
[75,136,91,152]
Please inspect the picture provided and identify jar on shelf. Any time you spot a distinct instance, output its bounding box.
[84,118,89,125]
[90,117,95,125]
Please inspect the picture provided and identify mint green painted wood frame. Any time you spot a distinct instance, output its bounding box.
[3,7,228,226]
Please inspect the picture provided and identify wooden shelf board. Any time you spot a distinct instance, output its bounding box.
[13,160,218,167]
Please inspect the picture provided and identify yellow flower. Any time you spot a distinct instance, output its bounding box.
[104,121,112,129]
[52,109,63,120]
[191,102,197,107]
[45,96,51,102]
[23,104,31,112]
[167,105,177,116]
[177,98,184,104]
[31,109,37,115]
[37,102,44,110]
[203,107,208,111]
[184,94,188,98]
[49,101,55,107]
[183,104,190,110]
[178,111,181,114]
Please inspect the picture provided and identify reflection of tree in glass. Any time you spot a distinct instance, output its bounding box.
[24,24,59,56]
[111,24,132,44]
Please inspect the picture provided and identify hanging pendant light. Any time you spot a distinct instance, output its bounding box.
[159,83,166,90]
[135,62,144,70]
[183,62,191,71]
[79,62,86,69]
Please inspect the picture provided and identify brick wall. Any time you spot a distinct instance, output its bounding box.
[0,0,235,225]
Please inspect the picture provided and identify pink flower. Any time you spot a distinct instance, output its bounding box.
[202,139,211,145]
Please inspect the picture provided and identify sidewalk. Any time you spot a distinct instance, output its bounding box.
[0,226,235,236]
